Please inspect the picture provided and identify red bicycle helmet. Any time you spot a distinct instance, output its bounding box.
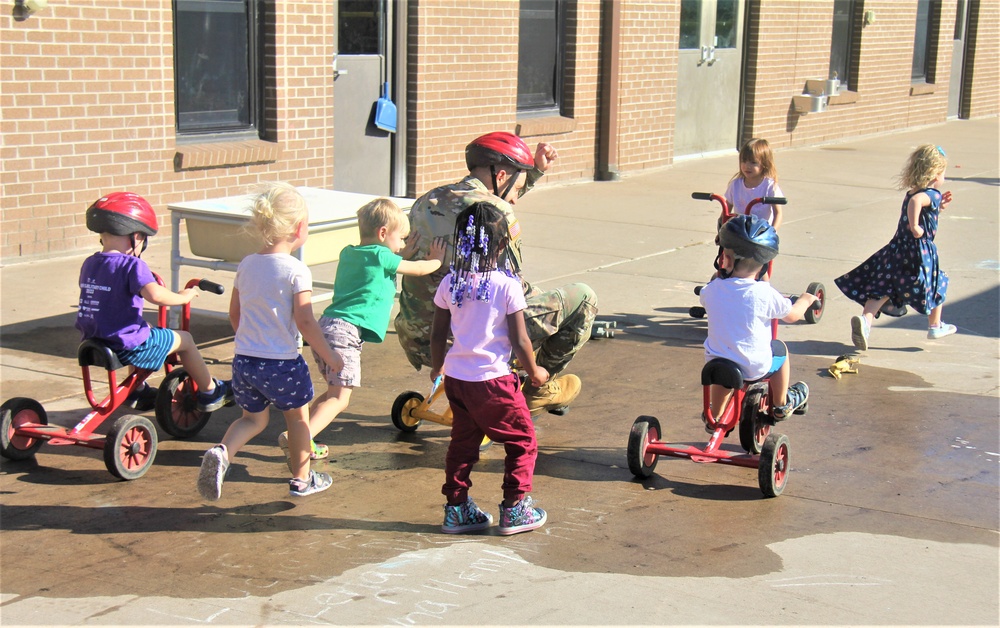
[86,192,159,236]
[465,132,535,172]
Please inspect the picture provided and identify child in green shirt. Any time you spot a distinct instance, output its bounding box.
[278,198,445,465]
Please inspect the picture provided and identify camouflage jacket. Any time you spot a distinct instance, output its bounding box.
[396,171,542,335]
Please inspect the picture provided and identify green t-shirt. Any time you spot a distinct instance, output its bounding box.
[323,244,402,342]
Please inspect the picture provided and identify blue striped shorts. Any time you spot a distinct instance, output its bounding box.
[116,327,176,371]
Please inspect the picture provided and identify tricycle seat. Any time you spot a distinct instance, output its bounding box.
[77,339,124,371]
[701,358,743,389]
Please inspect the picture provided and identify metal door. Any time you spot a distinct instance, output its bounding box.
[674,0,745,158]
[333,0,394,195]
[947,0,969,118]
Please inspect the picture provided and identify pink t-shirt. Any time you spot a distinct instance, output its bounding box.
[433,270,527,382]
[725,176,783,224]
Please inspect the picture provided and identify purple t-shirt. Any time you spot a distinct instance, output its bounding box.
[76,252,157,351]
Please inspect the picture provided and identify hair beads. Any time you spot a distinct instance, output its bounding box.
[448,203,510,308]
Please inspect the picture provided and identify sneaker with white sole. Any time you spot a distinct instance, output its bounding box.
[196,378,234,413]
[927,323,957,340]
[773,382,809,421]
[197,445,229,501]
[498,495,547,535]
[850,315,870,351]
[442,497,493,534]
[289,470,333,497]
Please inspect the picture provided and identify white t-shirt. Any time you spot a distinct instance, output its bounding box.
[433,270,527,382]
[725,177,783,224]
[233,253,312,360]
[700,277,792,380]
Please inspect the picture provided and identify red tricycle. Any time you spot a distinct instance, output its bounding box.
[627,194,821,497]
[0,275,225,480]
[687,192,825,325]
[627,337,802,497]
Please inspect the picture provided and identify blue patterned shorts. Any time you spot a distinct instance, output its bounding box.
[232,354,314,412]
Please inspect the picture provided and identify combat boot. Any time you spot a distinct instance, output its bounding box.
[523,374,581,416]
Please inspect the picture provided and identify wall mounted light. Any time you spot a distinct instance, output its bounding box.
[13,0,48,21]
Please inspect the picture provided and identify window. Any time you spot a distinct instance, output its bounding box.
[829,0,856,87]
[173,0,264,137]
[517,0,565,115]
[911,0,939,82]
[338,0,380,55]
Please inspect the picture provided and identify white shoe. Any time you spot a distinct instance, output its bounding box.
[851,315,870,351]
[927,323,957,340]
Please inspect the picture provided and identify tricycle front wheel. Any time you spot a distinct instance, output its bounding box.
[155,368,212,439]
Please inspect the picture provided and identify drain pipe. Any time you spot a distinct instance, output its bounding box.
[597,0,621,181]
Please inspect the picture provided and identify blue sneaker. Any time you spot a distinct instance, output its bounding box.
[442,497,493,534]
[196,378,233,412]
[773,382,809,421]
[125,382,158,411]
[498,495,546,536]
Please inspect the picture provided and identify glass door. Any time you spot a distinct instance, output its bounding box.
[674,0,745,158]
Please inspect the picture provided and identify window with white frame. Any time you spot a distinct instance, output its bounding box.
[173,0,265,137]
[517,0,565,116]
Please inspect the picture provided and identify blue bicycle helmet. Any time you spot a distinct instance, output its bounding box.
[719,214,779,265]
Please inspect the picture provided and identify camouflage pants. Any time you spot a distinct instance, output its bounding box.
[396,282,598,376]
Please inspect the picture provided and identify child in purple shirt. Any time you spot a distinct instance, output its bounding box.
[76,192,231,411]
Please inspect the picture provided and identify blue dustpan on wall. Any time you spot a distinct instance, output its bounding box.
[374,82,397,133]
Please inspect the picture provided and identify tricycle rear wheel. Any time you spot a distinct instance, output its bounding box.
[627,415,661,478]
[1,397,47,460]
[104,414,158,480]
[391,391,424,433]
[804,282,826,324]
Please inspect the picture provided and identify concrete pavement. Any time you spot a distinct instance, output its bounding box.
[1,118,998,625]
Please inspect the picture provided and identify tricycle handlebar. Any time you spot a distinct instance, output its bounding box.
[197,279,225,295]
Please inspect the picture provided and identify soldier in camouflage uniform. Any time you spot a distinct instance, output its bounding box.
[395,132,597,414]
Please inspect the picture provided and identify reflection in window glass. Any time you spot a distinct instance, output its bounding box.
[338,0,380,55]
[517,0,563,113]
[953,0,965,39]
[829,0,855,85]
[679,0,700,49]
[714,0,738,48]
[175,0,252,133]
[911,0,934,81]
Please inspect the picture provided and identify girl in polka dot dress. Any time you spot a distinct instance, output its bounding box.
[835,145,955,351]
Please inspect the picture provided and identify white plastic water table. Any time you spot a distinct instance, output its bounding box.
[168,187,413,323]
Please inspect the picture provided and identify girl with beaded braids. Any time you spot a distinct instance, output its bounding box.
[430,202,549,536]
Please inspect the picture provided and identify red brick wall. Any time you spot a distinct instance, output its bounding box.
[615,1,678,171]
[964,0,1000,118]
[0,0,335,260]
[405,0,602,195]
[743,0,965,148]
[2,1,995,261]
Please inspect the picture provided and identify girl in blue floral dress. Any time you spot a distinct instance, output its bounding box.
[835,145,955,351]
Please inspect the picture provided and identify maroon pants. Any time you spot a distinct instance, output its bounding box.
[442,373,537,504]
